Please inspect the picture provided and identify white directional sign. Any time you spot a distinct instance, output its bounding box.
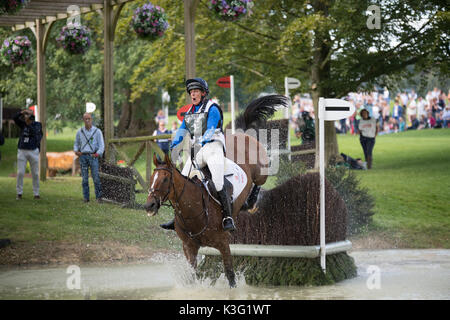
[86,102,96,113]
[319,98,355,121]
[286,77,301,89]
[318,97,355,274]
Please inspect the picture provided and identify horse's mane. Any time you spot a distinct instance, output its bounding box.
[232,94,289,131]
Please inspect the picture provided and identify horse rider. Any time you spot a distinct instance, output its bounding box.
[159,78,236,232]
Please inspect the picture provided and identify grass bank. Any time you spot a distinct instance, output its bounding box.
[338,129,450,248]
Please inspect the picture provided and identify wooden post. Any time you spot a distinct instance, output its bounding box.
[36,20,47,181]
[103,0,114,162]
[184,0,198,103]
[146,141,153,189]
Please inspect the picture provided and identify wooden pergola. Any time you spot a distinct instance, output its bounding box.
[0,0,198,181]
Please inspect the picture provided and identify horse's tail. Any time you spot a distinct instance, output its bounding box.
[233,94,289,131]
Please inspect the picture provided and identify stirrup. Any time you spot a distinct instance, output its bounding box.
[222,216,236,232]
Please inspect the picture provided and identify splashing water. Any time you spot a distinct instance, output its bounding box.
[0,250,448,300]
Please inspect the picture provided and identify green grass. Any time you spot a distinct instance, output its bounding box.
[338,129,450,248]
[0,123,448,250]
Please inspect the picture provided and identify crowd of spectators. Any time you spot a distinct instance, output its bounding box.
[290,87,450,138]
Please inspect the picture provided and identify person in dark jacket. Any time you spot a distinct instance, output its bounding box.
[14,109,43,200]
[0,130,5,163]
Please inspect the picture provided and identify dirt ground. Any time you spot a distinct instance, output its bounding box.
[0,232,404,267]
[0,241,169,266]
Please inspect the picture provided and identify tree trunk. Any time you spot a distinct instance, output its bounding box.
[312,0,339,169]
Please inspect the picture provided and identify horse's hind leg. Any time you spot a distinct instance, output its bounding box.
[241,184,261,212]
[217,244,236,288]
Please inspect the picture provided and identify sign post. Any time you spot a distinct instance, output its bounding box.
[318,97,355,273]
[284,77,301,160]
[230,75,235,134]
[216,75,234,133]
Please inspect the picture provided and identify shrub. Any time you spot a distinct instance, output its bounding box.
[326,164,375,236]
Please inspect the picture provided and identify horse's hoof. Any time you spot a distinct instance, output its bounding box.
[229,281,237,288]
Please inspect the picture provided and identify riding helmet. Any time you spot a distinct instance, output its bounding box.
[186,78,209,95]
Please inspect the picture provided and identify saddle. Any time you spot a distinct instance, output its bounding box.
[189,166,234,205]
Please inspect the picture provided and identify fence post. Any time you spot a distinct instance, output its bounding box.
[146,141,153,189]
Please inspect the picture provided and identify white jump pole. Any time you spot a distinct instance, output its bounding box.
[318,97,326,273]
[230,75,235,134]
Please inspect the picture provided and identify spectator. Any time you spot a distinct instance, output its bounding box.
[406,98,417,125]
[74,112,105,203]
[357,108,378,169]
[0,130,4,162]
[418,114,428,130]
[383,87,390,105]
[417,96,428,119]
[171,120,179,135]
[442,106,450,128]
[399,116,406,132]
[13,109,43,200]
[407,115,419,130]
[392,98,403,130]
[427,111,436,128]
[152,120,172,154]
[155,109,167,125]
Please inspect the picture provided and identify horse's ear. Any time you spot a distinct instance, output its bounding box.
[153,153,161,166]
[164,152,172,166]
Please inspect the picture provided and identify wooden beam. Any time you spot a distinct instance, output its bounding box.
[103,0,114,161]
[184,0,199,103]
[36,19,47,182]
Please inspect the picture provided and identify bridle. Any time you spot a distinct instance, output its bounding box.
[148,167,173,209]
[148,164,210,239]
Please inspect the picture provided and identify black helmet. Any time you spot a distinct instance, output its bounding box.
[186,78,209,95]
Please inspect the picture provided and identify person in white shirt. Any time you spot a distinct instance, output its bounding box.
[417,97,427,118]
[407,99,417,124]
[358,108,378,169]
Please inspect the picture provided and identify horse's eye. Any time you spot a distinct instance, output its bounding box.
[163,177,169,183]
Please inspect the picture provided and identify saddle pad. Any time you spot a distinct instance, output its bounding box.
[224,158,247,202]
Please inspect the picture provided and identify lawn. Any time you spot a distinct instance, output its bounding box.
[338,129,450,248]
[0,121,449,256]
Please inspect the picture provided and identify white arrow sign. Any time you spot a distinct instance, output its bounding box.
[286,77,301,89]
[317,97,355,274]
[319,98,355,121]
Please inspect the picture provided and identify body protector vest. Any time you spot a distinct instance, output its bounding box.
[184,100,226,151]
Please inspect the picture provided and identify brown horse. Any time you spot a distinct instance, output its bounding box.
[145,95,288,287]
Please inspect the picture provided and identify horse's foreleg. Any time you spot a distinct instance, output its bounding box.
[182,242,199,269]
[217,244,236,288]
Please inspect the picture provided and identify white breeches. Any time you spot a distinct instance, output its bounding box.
[181,141,225,191]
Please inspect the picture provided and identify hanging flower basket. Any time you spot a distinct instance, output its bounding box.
[0,0,29,15]
[209,0,253,22]
[131,3,169,40]
[55,25,92,55]
[0,35,32,67]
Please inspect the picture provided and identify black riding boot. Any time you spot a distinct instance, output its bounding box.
[217,188,236,232]
[160,219,175,230]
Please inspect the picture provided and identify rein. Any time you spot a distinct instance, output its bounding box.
[151,165,210,240]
